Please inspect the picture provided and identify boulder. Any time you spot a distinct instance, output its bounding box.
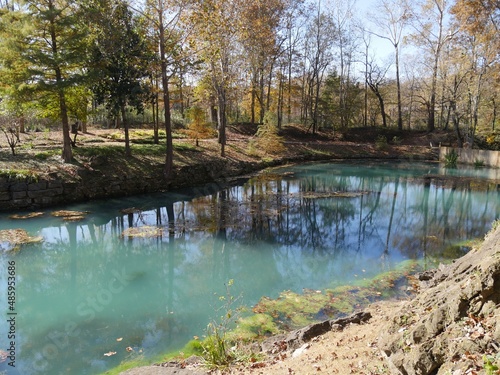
[379,226,500,375]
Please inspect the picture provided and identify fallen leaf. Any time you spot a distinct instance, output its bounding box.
[104,351,117,357]
[126,347,133,352]
[116,337,123,342]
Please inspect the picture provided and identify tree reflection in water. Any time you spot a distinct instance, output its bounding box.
[1,161,498,375]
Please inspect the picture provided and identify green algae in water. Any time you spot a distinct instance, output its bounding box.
[250,260,420,331]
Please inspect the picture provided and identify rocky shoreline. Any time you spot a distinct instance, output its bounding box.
[118,224,500,375]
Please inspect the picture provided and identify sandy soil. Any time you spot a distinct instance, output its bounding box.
[231,300,401,375]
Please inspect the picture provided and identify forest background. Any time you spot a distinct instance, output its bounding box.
[0,0,498,178]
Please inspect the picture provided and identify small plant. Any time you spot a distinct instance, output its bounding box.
[186,106,215,146]
[474,159,485,168]
[248,112,285,155]
[392,136,402,145]
[201,279,243,371]
[375,135,388,150]
[0,168,39,182]
[444,149,458,168]
[1,126,20,155]
[492,219,500,231]
[34,150,59,160]
[483,354,499,375]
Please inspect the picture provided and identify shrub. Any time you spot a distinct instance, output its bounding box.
[444,149,458,168]
[248,112,285,155]
[474,159,485,168]
[392,136,402,145]
[375,135,388,150]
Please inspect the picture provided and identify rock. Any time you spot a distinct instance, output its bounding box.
[292,343,310,358]
[379,226,500,375]
[263,311,372,353]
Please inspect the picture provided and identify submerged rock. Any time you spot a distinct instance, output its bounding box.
[379,225,500,375]
[0,229,43,251]
[9,212,44,220]
[51,210,90,221]
[121,226,163,238]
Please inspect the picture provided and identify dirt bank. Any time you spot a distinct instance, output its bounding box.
[0,126,440,212]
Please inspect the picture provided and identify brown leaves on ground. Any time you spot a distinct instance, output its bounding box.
[234,301,399,375]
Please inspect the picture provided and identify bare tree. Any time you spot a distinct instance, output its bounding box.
[410,0,457,132]
[365,60,390,127]
[367,0,411,130]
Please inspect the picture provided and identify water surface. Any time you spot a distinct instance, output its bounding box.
[0,161,498,375]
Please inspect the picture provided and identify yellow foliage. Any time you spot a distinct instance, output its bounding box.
[186,106,215,145]
[248,112,285,155]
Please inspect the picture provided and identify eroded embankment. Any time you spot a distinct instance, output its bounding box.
[379,224,500,374]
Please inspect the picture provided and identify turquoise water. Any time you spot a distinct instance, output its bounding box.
[0,161,498,375]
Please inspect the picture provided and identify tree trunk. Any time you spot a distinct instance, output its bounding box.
[121,104,131,157]
[375,91,387,127]
[19,117,25,133]
[251,81,256,125]
[158,1,173,180]
[217,89,226,157]
[451,100,463,148]
[492,98,497,131]
[49,5,72,163]
[395,44,403,130]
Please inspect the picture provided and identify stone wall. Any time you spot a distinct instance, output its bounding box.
[0,158,261,212]
[439,146,500,168]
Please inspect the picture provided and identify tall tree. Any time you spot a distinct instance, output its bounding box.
[90,0,151,157]
[17,0,88,161]
[368,0,411,130]
[239,0,285,124]
[411,0,456,132]
[139,0,191,178]
[190,0,240,157]
[303,3,336,133]
[331,0,358,129]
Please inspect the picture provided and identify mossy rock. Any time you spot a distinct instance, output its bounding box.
[0,229,43,251]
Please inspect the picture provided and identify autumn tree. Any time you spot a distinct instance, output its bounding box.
[189,0,241,157]
[239,0,285,125]
[186,106,213,146]
[411,0,456,132]
[452,0,499,140]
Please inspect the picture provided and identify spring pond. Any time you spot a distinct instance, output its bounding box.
[0,161,499,375]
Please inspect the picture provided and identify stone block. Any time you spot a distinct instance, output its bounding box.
[10,182,27,192]
[0,192,10,201]
[47,181,63,189]
[12,198,32,208]
[28,181,48,191]
[12,191,27,199]
[28,188,63,199]
[33,196,62,206]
